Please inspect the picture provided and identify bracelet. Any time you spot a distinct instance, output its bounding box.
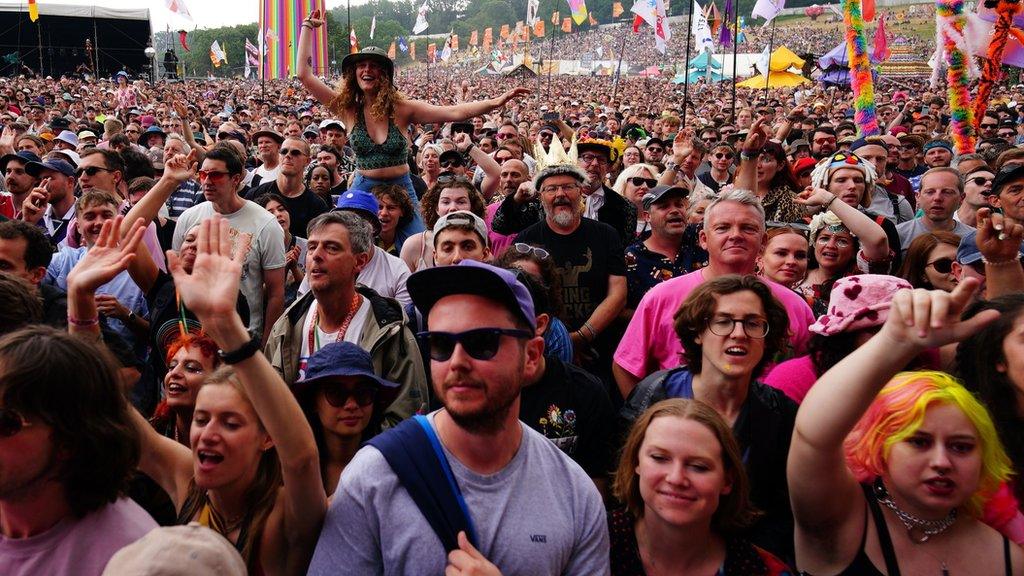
[68,315,99,327]
[824,194,838,210]
[301,23,313,29]
[218,337,260,365]
[582,321,598,340]
[982,256,1021,267]
[740,149,761,160]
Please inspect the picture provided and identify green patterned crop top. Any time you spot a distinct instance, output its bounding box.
[350,108,410,170]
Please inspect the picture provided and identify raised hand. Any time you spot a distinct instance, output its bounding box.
[453,132,473,152]
[671,128,695,164]
[879,278,998,349]
[163,150,199,183]
[19,178,50,224]
[304,9,325,28]
[166,215,244,325]
[794,186,835,208]
[742,117,769,154]
[67,216,146,294]
[0,125,15,154]
[497,87,531,107]
[445,531,502,576]
[975,207,1024,263]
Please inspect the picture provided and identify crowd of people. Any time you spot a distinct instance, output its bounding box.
[4,6,1024,575]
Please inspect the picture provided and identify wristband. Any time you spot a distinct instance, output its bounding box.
[68,315,100,327]
[982,256,1022,267]
[582,321,598,340]
[824,194,838,210]
[740,149,761,160]
[218,337,260,364]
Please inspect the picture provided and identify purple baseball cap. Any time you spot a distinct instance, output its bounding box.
[408,260,536,331]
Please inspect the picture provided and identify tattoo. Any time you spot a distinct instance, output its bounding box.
[307,57,312,66]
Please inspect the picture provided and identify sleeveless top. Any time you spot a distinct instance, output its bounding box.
[349,107,409,171]
[180,490,266,576]
[819,483,1012,576]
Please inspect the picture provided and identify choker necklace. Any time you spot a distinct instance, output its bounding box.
[873,478,957,544]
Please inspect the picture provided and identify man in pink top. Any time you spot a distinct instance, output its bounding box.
[613,189,816,398]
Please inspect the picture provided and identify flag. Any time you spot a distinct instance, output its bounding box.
[349,27,359,53]
[483,27,493,51]
[552,10,560,24]
[259,0,328,80]
[179,30,191,52]
[165,0,193,21]
[398,36,409,53]
[370,15,377,39]
[863,0,875,21]
[500,24,510,38]
[410,41,416,59]
[534,20,545,36]
[413,1,429,34]
[589,12,598,25]
[872,14,889,61]
[631,0,672,53]
[527,0,540,25]
[245,37,259,77]
[28,0,38,22]
[440,32,453,61]
[568,0,589,25]
[705,1,721,37]
[718,0,733,46]
[388,41,396,58]
[754,42,770,73]
[451,33,459,50]
[210,40,225,67]
[427,43,436,63]
[692,0,714,52]
[562,17,572,32]
[470,30,478,45]
[613,2,624,17]
[751,0,784,22]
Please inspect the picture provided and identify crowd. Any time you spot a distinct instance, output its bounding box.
[3,7,1024,575]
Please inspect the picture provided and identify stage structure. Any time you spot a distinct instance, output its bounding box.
[259,0,329,80]
[0,3,151,78]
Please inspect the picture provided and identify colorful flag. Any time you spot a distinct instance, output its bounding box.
[613,2,624,17]
[452,33,459,50]
[398,36,409,53]
[872,14,889,61]
[705,1,721,37]
[470,30,478,45]
[527,0,540,25]
[259,0,328,80]
[631,0,671,53]
[483,27,493,51]
[179,30,191,52]
[562,16,572,32]
[165,0,193,21]
[210,40,226,67]
[568,0,589,25]
[751,0,784,22]
[552,10,561,24]
[413,1,430,34]
[388,41,396,58]
[863,0,875,21]
[692,0,714,51]
[349,27,359,53]
[370,15,377,39]
[718,0,733,46]
[534,20,546,36]
[427,43,436,63]
[410,40,416,59]
[441,33,453,61]
[500,24,510,38]
[28,0,38,22]
[245,37,260,66]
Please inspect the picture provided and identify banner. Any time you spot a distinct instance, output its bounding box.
[552,10,561,24]
[470,29,478,45]
[562,16,572,32]
[534,20,546,36]
[398,36,409,53]
[410,40,416,59]
[631,0,672,53]
[388,41,396,58]
[751,0,784,22]
[483,27,493,51]
[452,33,459,50]
[210,40,225,67]
[500,24,511,38]
[692,0,714,51]
[28,0,38,22]
[350,27,359,53]
[427,42,436,63]
[613,2,624,17]
[413,1,430,34]
[527,0,540,25]
[568,0,589,25]
[245,37,259,77]
[259,0,328,79]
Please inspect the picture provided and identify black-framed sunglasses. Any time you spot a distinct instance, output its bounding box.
[321,385,378,408]
[76,166,114,177]
[417,328,534,361]
[968,176,993,187]
[0,406,33,437]
[629,176,658,188]
[513,242,550,260]
[713,152,734,160]
[279,148,305,157]
[927,257,955,274]
[440,159,463,168]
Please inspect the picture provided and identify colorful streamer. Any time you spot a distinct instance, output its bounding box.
[936,0,976,153]
[973,0,1024,128]
[842,0,879,136]
[259,0,328,80]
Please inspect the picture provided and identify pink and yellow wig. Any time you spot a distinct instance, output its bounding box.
[844,371,1014,516]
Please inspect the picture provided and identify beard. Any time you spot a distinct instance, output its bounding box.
[439,376,521,435]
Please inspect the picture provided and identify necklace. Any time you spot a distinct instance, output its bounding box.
[307,293,362,352]
[873,478,958,544]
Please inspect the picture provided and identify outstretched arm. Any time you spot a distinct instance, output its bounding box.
[404,87,531,125]
[296,10,339,107]
[975,207,1024,299]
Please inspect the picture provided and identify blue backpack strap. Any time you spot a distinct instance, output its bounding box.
[367,415,477,553]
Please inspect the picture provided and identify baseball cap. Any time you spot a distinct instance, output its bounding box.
[0,150,40,174]
[319,119,345,131]
[432,210,488,247]
[642,185,688,210]
[101,522,247,576]
[408,260,537,331]
[991,164,1024,197]
[26,157,75,178]
[293,341,401,405]
[335,190,382,233]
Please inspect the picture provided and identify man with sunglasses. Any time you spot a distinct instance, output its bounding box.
[955,167,995,227]
[644,137,666,165]
[173,145,286,344]
[246,137,328,238]
[309,260,609,575]
[697,142,735,193]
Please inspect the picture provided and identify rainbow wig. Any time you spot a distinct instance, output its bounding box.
[844,371,1014,517]
[842,0,880,136]
[935,0,978,154]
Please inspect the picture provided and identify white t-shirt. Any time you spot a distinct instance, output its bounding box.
[297,297,371,380]
[298,246,411,307]
[244,163,282,187]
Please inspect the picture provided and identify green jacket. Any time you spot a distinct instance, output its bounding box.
[264,285,428,428]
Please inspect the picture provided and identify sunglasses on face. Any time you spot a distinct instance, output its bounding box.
[713,152,734,160]
[513,242,550,259]
[76,166,113,177]
[646,147,664,154]
[197,169,230,182]
[280,148,305,157]
[629,176,658,188]
[927,257,955,274]
[981,123,999,129]
[0,406,33,437]
[417,328,534,362]
[968,176,993,187]
[321,385,378,408]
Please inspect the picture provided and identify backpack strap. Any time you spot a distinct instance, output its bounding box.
[367,415,478,553]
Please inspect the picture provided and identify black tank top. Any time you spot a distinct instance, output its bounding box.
[808,483,1012,576]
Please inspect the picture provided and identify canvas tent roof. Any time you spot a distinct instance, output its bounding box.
[0,3,149,20]
[736,70,811,88]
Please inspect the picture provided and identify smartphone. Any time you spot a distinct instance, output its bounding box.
[542,111,559,121]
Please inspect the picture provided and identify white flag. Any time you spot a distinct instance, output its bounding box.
[755,43,771,74]
[751,0,784,22]
[370,15,377,39]
[527,0,540,26]
[441,32,453,61]
[165,0,193,21]
[413,2,430,34]
[631,0,672,53]
[210,40,227,64]
[691,0,714,52]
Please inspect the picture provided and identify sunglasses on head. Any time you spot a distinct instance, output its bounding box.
[927,257,955,274]
[280,148,305,157]
[417,328,534,362]
[629,176,658,188]
[0,406,32,438]
[513,242,550,259]
[321,385,378,408]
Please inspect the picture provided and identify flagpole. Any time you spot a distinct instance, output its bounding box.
[260,6,266,101]
[546,20,555,95]
[731,2,739,120]
[611,21,628,101]
[682,0,694,126]
[763,17,776,103]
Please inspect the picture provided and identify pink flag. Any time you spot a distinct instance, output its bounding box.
[872,15,889,62]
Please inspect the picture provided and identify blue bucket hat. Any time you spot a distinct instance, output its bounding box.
[293,341,401,405]
[335,190,381,233]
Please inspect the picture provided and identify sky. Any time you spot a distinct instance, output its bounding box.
[10,1,365,32]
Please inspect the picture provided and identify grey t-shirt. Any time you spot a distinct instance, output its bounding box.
[171,199,285,336]
[895,217,975,254]
[307,412,611,576]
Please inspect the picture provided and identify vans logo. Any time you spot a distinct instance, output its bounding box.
[530,534,547,543]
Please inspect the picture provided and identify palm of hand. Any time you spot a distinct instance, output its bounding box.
[68,244,127,292]
[175,252,242,320]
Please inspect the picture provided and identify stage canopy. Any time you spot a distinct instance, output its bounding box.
[0,2,151,78]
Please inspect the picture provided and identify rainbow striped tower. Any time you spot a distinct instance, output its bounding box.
[260,0,329,79]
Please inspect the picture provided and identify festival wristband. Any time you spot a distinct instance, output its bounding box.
[218,337,261,364]
[68,315,100,327]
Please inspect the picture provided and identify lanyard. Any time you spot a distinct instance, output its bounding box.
[307,293,362,353]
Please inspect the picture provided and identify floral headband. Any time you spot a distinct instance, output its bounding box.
[809,151,877,191]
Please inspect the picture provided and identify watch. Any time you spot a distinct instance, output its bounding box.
[664,161,678,171]
[218,337,260,364]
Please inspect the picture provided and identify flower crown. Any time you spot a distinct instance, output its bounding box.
[809,151,877,191]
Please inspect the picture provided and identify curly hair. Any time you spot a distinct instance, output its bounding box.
[370,183,414,230]
[327,67,406,121]
[419,178,486,229]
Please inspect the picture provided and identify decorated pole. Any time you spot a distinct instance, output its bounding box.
[731,4,739,120]
[842,0,880,136]
[973,0,1024,128]
[682,0,694,125]
[936,0,977,153]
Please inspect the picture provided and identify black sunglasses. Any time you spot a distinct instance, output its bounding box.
[0,406,32,437]
[321,385,378,408]
[417,328,533,361]
[629,176,658,188]
[440,159,463,168]
[968,176,993,187]
[76,166,114,177]
[927,257,954,274]
[713,152,734,160]
[280,148,305,157]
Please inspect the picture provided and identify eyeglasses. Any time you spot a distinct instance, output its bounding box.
[646,147,664,154]
[197,169,231,182]
[629,176,658,188]
[981,123,999,129]
[440,159,463,168]
[579,154,608,165]
[321,385,378,408]
[815,235,853,248]
[513,242,550,259]
[927,257,954,274]
[540,182,579,194]
[0,406,33,437]
[417,328,534,361]
[968,176,993,187]
[706,315,769,338]
[76,166,114,177]
[124,129,139,134]
[713,152,734,160]
[279,148,305,157]
[495,132,517,140]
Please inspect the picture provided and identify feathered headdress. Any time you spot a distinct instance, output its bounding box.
[810,151,878,191]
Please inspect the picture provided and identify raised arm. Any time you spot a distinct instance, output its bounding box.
[789,279,997,559]
[454,132,500,201]
[167,215,326,551]
[296,11,340,107]
[733,118,769,192]
[795,187,889,260]
[975,207,1024,298]
[404,87,531,126]
[659,129,694,186]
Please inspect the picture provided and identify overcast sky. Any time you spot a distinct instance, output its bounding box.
[5,0,364,32]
